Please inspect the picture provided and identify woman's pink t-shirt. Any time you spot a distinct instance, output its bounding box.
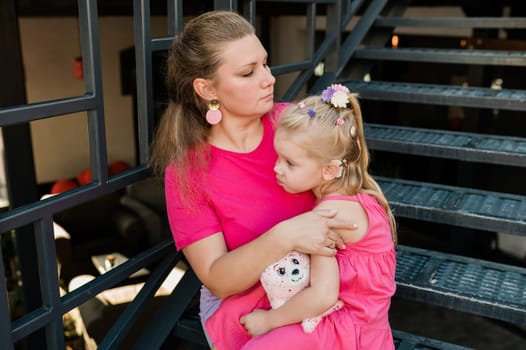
[165,103,315,251]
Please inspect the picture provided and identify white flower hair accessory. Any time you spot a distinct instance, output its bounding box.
[321,83,350,108]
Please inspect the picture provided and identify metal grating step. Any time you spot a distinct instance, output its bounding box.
[374,16,526,30]
[377,177,526,236]
[354,47,526,66]
[365,123,526,167]
[342,80,526,111]
[393,330,473,350]
[395,245,526,324]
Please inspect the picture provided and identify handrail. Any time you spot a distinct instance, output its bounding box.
[98,249,182,349]
[375,16,526,29]
[2,1,356,348]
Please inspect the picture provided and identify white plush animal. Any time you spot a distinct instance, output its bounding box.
[260,251,343,333]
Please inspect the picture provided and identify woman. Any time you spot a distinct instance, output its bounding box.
[150,10,353,346]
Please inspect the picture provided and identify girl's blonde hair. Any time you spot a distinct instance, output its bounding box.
[149,11,255,200]
[277,89,397,243]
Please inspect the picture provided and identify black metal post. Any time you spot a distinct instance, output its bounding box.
[0,0,45,349]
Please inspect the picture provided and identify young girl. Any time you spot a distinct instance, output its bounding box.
[206,84,397,349]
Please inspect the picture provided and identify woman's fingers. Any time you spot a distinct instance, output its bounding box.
[317,239,337,256]
[313,208,338,218]
[327,216,358,231]
[314,208,358,231]
[327,230,345,250]
[287,210,356,255]
[321,246,337,256]
[318,210,358,250]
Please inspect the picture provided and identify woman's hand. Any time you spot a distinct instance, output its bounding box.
[314,208,356,250]
[278,210,357,256]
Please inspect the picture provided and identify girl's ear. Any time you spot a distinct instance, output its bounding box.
[193,78,217,100]
[322,161,341,181]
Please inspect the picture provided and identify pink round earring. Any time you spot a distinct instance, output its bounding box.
[206,99,222,125]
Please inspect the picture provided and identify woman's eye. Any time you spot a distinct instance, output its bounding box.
[242,70,254,77]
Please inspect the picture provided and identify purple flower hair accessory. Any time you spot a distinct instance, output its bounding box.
[307,109,316,118]
[321,83,351,108]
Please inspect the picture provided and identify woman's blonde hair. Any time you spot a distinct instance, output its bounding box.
[277,90,397,243]
[149,11,255,199]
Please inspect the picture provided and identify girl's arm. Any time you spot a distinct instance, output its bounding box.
[240,254,340,336]
[183,210,348,299]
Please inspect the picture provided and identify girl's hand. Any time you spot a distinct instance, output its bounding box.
[240,309,273,336]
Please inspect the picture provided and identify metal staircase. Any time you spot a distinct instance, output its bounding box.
[331,0,526,330]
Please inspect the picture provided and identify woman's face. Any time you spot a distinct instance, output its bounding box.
[213,34,276,119]
[273,129,324,194]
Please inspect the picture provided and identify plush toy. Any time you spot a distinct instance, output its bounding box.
[260,251,343,333]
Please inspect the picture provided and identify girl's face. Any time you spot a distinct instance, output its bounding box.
[213,34,276,120]
[273,130,325,194]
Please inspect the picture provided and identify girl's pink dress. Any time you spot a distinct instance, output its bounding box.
[206,193,397,349]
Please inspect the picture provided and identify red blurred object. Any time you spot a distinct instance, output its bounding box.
[108,161,131,176]
[73,56,83,80]
[76,161,130,185]
[51,179,79,194]
[77,168,92,185]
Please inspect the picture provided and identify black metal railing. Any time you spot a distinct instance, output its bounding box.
[0,1,359,349]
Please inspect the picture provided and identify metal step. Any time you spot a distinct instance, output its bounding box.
[393,330,473,350]
[342,80,526,111]
[374,16,526,30]
[395,245,526,325]
[354,47,526,66]
[365,123,526,167]
[377,176,526,236]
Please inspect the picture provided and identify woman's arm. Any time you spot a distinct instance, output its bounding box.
[240,254,340,336]
[183,210,349,299]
